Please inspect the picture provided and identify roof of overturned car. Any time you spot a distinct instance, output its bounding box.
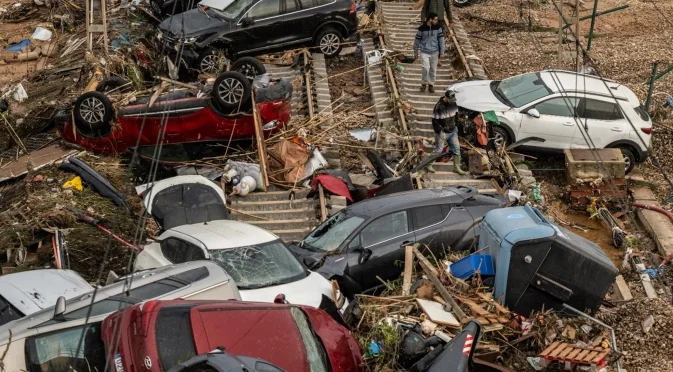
[345,186,482,216]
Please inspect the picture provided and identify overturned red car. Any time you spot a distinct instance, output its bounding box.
[102,299,365,372]
[58,71,292,155]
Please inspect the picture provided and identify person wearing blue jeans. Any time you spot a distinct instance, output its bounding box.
[429,89,466,175]
[413,12,445,93]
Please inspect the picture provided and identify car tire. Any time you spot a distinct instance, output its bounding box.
[211,71,251,112]
[96,76,130,93]
[231,57,266,81]
[150,0,165,16]
[74,91,113,131]
[492,125,510,148]
[315,28,343,57]
[619,147,636,174]
[197,48,222,74]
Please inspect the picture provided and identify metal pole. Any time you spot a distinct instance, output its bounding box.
[653,63,673,82]
[562,4,629,30]
[562,303,622,372]
[645,62,659,112]
[575,0,581,71]
[587,0,599,51]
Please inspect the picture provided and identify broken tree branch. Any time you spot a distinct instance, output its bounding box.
[413,248,467,321]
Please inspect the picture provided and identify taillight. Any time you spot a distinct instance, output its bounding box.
[641,127,652,135]
[349,2,355,13]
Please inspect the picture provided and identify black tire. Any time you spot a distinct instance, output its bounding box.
[619,147,636,174]
[230,57,266,81]
[150,0,165,16]
[73,91,113,131]
[315,28,343,57]
[196,47,222,74]
[211,71,251,112]
[453,0,472,7]
[492,125,510,148]
[96,76,130,93]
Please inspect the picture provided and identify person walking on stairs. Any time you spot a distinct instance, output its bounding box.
[413,12,445,93]
[411,0,453,31]
[430,89,466,175]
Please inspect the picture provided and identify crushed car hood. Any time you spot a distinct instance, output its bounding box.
[159,8,230,37]
[239,272,332,308]
[451,80,511,112]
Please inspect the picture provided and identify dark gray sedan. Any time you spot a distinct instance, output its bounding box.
[288,186,507,297]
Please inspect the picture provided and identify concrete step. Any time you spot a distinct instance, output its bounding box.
[423,170,478,181]
[425,178,494,189]
[246,218,316,231]
[231,189,310,202]
[229,207,316,222]
[230,198,314,212]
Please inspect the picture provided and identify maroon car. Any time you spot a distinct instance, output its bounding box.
[102,299,364,372]
[59,71,292,155]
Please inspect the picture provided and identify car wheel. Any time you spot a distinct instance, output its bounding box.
[212,71,251,112]
[197,48,222,74]
[492,125,510,148]
[230,57,266,81]
[74,91,113,131]
[150,0,164,16]
[453,0,471,7]
[316,28,343,57]
[619,147,636,174]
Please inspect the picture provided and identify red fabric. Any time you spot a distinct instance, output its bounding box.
[312,174,353,202]
[473,114,489,146]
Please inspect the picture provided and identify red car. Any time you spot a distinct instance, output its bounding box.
[59,71,292,155]
[102,299,364,372]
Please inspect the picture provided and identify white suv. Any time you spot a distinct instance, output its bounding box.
[450,70,652,173]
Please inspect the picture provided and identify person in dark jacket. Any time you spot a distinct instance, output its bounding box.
[413,12,445,93]
[431,89,466,175]
[411,0,453,31]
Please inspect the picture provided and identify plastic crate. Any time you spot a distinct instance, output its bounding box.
[450,254,495,280]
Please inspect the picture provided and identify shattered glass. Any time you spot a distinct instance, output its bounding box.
[302,211,365,252]
[210,240,307,290]
[290,307,328,372]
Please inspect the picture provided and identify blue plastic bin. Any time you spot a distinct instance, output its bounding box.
[450,254,495,280]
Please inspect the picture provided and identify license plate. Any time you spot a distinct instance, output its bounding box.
[114,354,124,372]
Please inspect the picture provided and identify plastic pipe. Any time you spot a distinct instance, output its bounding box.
[632,202,673,223]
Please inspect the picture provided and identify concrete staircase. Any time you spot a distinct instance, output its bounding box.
[379,2,496,192]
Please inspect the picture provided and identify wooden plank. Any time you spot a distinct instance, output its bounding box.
[402,246,413,296]
[412,247,439,276]
[250,92,269,191]
[592,349,610,363]
[566,348,582,360]
[558,347,574,359]
[483,323,503,332]
[457,297,489,317]
[634,262,658,298]
[317,184,327,222]
[583,351,599,363]
[416,298,460,327]
[612,274,633,301]
[540,342,560,357]
[575,350,590,361]
[549,343,568,357]
[413,248,466,320]
[497,316,510,324]
[476,316,490,325]
[475,292,510,315]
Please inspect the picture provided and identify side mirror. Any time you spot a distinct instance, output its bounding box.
[53,296,66,319]
[357,248,372,265]
[526,108,540,118]
[241,17,254,26]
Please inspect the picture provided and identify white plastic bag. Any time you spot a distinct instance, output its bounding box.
[31,26,53,41]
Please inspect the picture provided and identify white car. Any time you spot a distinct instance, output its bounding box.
[450,70,652,173]
[0,269,93,326]
[135,220,347,310]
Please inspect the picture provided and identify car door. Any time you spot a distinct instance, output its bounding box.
[350,210,415,290]
[281,0,320,45]
[572,97,625,149]
[517,96,580,149]
[411,205,451,256]
[237,0,284,54]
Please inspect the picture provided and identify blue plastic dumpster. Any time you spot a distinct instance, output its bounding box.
[479,205,617,316]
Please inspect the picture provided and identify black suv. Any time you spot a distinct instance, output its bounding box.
[157,0,359,74]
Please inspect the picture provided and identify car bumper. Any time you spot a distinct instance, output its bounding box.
[346,30,361,43]
[161,41,201,69]
[637,148,651,162]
